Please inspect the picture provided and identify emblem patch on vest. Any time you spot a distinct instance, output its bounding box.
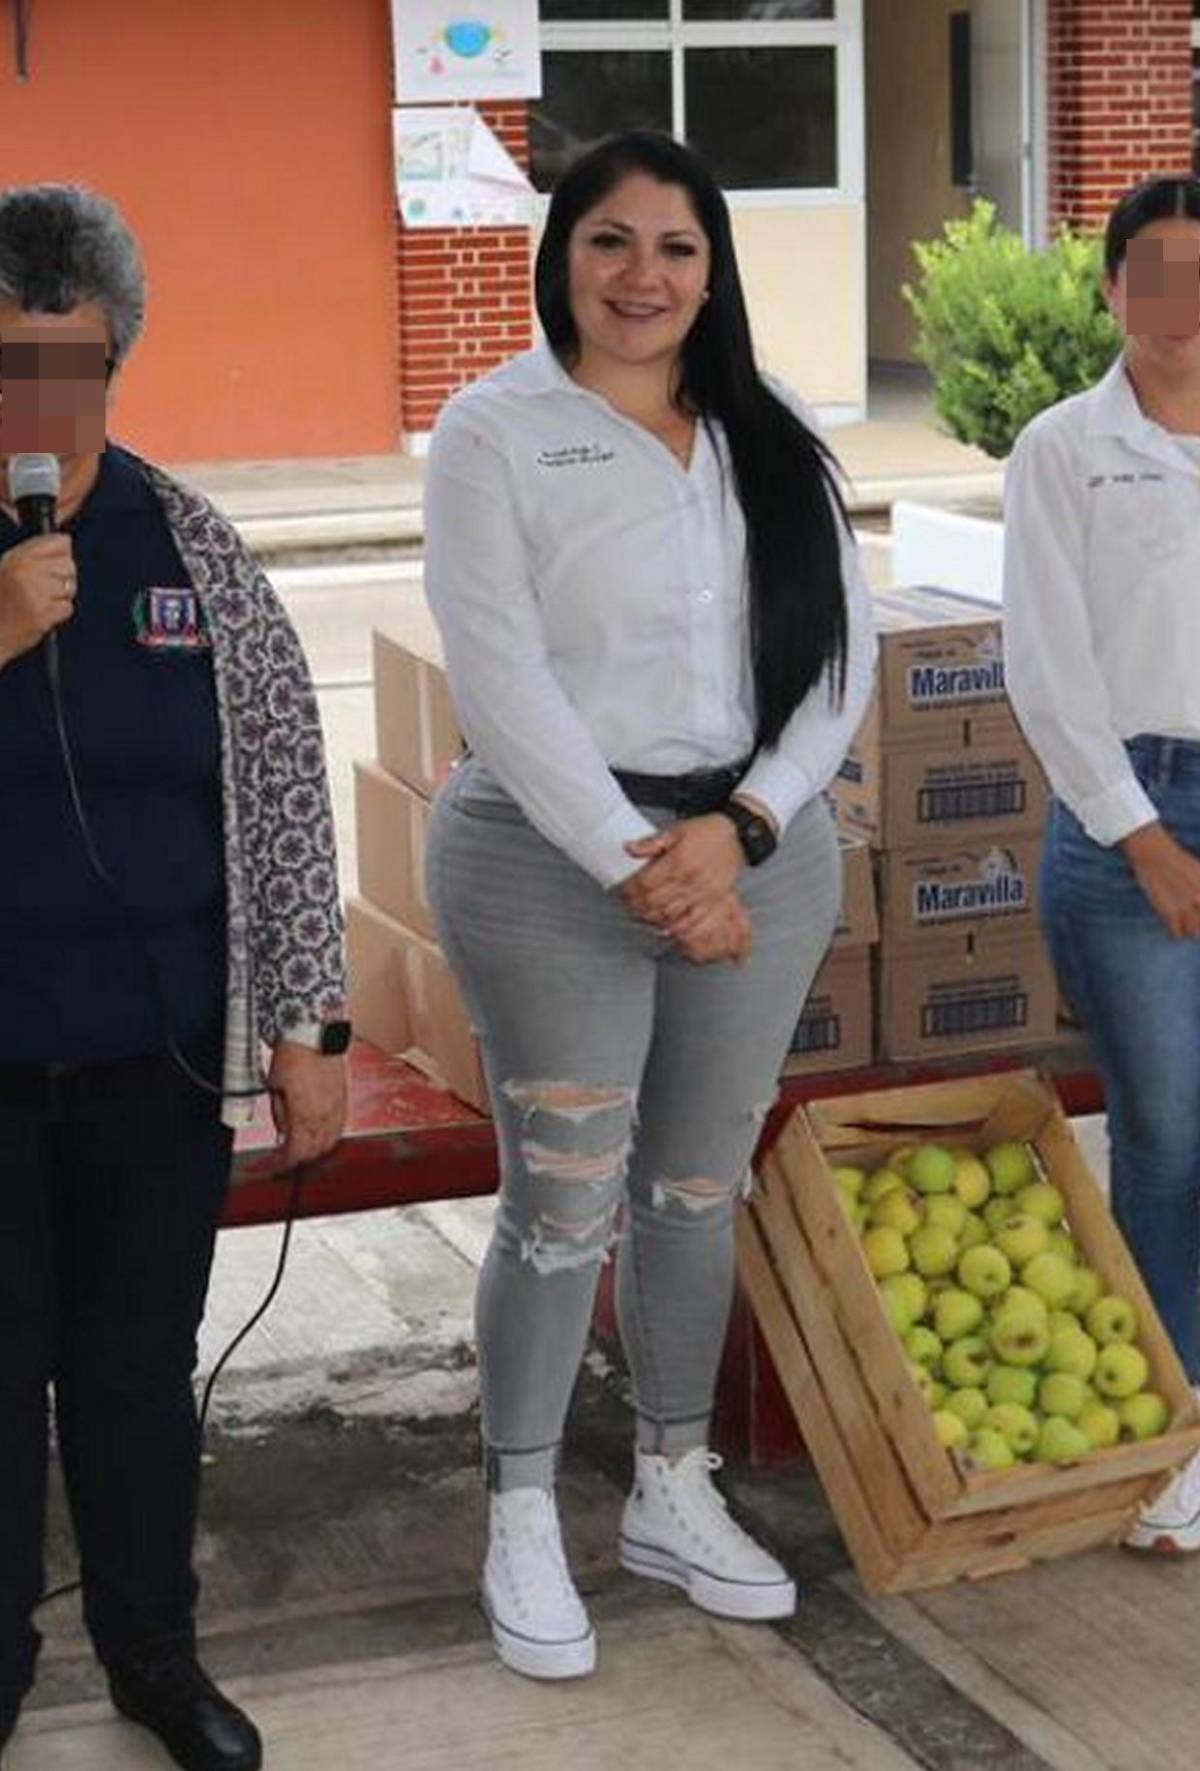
[132,587,210,653]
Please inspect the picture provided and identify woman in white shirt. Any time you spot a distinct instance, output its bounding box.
[423,130,875,1680]
[1004,174,1200,1554]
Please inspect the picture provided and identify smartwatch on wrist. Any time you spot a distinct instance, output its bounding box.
[285,1019,353,1056]
[717,798,778,867]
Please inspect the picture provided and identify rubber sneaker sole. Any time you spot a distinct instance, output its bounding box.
[481,1591,596,1681]
[619,1532,796,1621]
[1123,1514,1200,1555]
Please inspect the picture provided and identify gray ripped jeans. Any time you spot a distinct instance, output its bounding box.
[426,760,840,1491]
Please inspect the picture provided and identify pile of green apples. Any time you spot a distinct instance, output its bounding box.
[833,1139,1170,1469]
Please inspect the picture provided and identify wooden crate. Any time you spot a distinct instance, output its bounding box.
[737,1068,1200,1594]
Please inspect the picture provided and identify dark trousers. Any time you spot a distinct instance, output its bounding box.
[0,1047,232,1723]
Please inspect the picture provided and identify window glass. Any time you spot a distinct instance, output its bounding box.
[540,2,669,18]
[531,51,673,192]
[686,46,837,187]
[683,2,834,17]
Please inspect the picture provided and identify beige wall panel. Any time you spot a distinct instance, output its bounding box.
[731,203,866,414]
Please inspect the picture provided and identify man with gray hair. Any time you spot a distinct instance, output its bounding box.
[0,185,349,1770]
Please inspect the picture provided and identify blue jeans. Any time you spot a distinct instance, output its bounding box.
[426,760,841,1490]
[1042,736,1200,1380]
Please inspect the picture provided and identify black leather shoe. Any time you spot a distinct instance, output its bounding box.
[107,1647,262,1771]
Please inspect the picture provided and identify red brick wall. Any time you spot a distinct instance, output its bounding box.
[1048,0,1194,231]
[396,102,534,439]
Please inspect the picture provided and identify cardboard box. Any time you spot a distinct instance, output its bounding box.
[877,835,1042,951]
[869,585,1012,739]
[354,760,435,942]
[833,701,1050,849]
[784,946,873,1077]
[345,896,488,1112]
[738,1070,1200,1594]
[832,832,879,950]
[373,621,461,799]
[876,931,1057,1061]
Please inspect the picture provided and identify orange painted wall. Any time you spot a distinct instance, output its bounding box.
[1,0,398,462]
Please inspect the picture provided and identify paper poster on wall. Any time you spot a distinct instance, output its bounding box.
[394,106,535,229]
[393,2,542,102]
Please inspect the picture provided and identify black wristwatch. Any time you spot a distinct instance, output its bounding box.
[717,798,778,867]
[286,1018,353,1055]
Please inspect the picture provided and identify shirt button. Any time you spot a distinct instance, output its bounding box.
[696,589,714,604]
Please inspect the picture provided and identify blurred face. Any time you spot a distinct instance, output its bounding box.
[566,171,711,378]
[0,301,111,484]
[1108,216,1200,379]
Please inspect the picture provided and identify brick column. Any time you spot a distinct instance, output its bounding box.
[1047,0,1194,232]
[396,101,534,444]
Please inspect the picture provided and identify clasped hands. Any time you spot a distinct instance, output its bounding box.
[617,812,751,965]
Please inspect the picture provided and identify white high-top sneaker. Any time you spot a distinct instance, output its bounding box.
[619,1448,797,1620]
[482,1487,597,1680]
[1125,1443,1200,1554]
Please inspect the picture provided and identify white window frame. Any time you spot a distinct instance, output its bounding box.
[537,0,864,207]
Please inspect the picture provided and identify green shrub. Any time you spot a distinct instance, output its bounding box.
[902,201,1121,460]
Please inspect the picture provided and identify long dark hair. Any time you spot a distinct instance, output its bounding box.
[1104,173,1200,281]
[535,130,849,749]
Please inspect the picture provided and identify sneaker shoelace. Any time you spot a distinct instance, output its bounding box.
[503,1494,579,1604]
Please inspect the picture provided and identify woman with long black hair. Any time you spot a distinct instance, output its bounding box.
[422,131,875,1679]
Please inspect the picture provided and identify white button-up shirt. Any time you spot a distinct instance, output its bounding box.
[1004,354,1200,846]
[423,342,876,886]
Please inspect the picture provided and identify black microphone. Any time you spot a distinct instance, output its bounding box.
[7,451,60,535]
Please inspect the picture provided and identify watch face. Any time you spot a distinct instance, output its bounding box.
[741,815,776,866]
[319,1020,353,1056]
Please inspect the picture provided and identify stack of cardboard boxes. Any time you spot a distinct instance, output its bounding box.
[783,832,878,1077]
[831,587,1058,1060]
[345,612,489,1110]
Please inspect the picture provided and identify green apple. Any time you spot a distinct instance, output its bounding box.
[864,1166,908,1206]
[933,1288,984,1342]
[1046,1229,1079,1266]
[869,1189,922,1236]
[1047,1309,1079,1336]
[887,1145,917,1176]
[957,1212,988,1251]
[952,1154,992,1209]
[989,1304,1050,1368]
[909,1143,957,1195]
[1118,1391,1169,1441]
[943,1335,992,1388]
[933,1409,969,1450]
[993,1213,1051,1268]
[862,1226,910,1279]
[905,1325,943,1369]
[967,1426,1016,1470]
[944,1385,989,1430]
[1038,1372,1087,1419]
[908,1223,959,1278]
[984,1402,1039,1457]
[832,1165,866,1198]
[879,1272,927,1332]
[1021,1251,1077,1309]
[1093,1342,1149,1399]
[1014,1181,1066,1227]
[929,1380,948,1409]
[983,1197,1019,1234]
[985,1140,1036,1195]
[924,1195,969,1237]
[1077,1400,1121,1449]
[957,1244,1012,1299]
[996,1285,1050,1323]
[907,1361,937,1404]
[986,1364,1039,1408]
[1085,1295,1139,1345]
[1036,1415,1092,1465]
[1043,1325,1098,1381]
[1069,1265,1104,1316]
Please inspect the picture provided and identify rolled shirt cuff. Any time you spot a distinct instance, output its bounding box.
[1073,774,1159,848]
[577,797,660,888]
[735,753,816,838]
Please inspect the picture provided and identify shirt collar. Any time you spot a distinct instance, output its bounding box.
[1084,352,1197,472]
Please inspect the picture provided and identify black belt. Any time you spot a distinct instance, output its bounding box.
[611,757,752,817]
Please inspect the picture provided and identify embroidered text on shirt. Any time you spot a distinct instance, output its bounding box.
[536,443,617,469]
